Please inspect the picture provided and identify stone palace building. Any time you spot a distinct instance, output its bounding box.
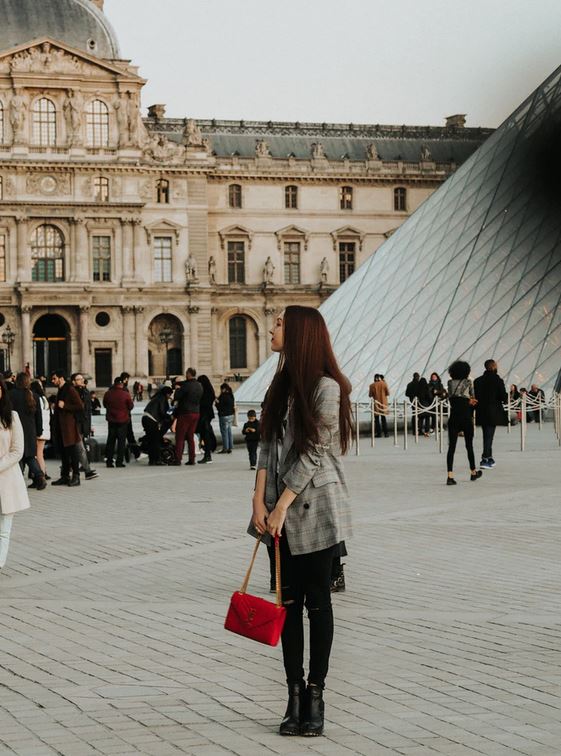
[0,0,492,386]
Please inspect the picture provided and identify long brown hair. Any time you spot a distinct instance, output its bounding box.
[261,305,353,454]
[0,378,13,429]
[15,372,36,413]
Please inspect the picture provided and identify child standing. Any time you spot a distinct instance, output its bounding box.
[242,410,260,470]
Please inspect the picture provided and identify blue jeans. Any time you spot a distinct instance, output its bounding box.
[219,415,234,450]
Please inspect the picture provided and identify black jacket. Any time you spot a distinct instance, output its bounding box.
[144,390,171,425]
[10,388,42,458]
[75,385,92,437]
[242,419,260,443]
[216,392,235,417]
[174,379,203,415]
[199,387,216,421]
[474,371,508,426]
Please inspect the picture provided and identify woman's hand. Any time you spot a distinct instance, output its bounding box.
[252,498,268,535]
[266,505,287,538]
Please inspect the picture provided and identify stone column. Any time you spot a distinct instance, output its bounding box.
[134,306,147,377]
[79,305,91,375]
[20,305,32,371]
[74,218,89,283]
[210,307,219,377]
[188,305,199,368]
[122,305,135,374]
[121,219,134,284]
[131,217,144,284]
[16,216,29,282]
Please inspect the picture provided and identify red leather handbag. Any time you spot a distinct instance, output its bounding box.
[225,535,286,646]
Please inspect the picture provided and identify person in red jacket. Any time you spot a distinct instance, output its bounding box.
[103,376,134,468]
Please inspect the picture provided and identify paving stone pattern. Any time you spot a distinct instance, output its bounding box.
[0,426,560,755]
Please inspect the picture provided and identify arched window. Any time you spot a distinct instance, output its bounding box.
[228,184,242,208]
[229,316,247,369]
[394,187,407,211]
[31,224,65,282]
[32,98,57,147]
[340,185,353,210]
[0,101,4,144]
[86,99,109,147]
[94,176,110,202]
[156,178,170,204]
[285,185,298,209]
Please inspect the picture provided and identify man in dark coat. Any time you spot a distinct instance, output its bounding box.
[173,368,203,465]
[474,359,508,469]
[103,376,134,468]
[50,370,84,486]
[71,373,97,480]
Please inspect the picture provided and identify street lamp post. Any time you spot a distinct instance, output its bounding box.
[1,324,16,372]
[159,327,173,378]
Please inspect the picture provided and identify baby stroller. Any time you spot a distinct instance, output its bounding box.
[137,433,176,465]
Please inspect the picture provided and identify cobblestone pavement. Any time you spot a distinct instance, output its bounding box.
[1,426,560,756]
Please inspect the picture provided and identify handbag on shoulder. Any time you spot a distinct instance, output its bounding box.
[224,534,286,646]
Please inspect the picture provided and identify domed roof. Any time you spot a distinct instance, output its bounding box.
[0,0,120,59]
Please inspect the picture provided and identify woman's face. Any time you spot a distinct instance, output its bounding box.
[270,311,285,353]
[430,373,438,382]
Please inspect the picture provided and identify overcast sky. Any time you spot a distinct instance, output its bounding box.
[105,0,561,128]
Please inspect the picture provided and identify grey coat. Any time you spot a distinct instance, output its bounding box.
[249,376,352,556]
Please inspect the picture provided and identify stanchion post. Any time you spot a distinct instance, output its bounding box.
[355,402,360,456]
[403,400,408,450]
[507,394,511,434]
[371,399,375,448]
[414,398,419,444]
[435,399,440,445]
[521,393,526,451]
[538,397,543,431]
[393,398,398,447]
[439,400,444,454]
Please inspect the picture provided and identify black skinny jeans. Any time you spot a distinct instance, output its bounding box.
[270,535,336,688]
[142,416,161,463]
[447,420,475,472]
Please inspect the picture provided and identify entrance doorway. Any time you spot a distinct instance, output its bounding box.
[94,348,112,387]
[33,314,70,377]
[147,314,184,377]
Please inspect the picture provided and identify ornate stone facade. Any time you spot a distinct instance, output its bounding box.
[0,5,492,386]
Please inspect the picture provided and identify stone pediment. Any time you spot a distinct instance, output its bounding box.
[218,225,254,249]
[274,224,310,250]
[144,219,182,243]
[330,225,366,250]
[0,37,145,82]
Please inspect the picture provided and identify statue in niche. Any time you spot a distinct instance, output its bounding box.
[113,95,128,147]
[263,256,275,285]
[208,256,217,284]
[366,143,379,160]
[255,139,271,157]
[9,89,27,144]
[420,144,432,161]
[185,254,198,283]
[126,91,140,145]
[311,142,326,159]
[63,89,83,146]
[183,118,203,147]
[320,257,329,284]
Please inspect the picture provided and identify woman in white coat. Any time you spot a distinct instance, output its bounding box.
[0,378,31,569]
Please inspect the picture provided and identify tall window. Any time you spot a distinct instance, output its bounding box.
[394,187,407,211]
[228,184,242,208]
[0,234,6,282]
[94,176,110,202]
[32,98,57,147]
[284,241,301,284]
[229,316,247,369]
[340,185,353,210]
[92,236,111,281]
[227,241,245,283]
[0,102,4,144]
[31,224,64,282]
[153,236,172,282]
[285,185,298,209]
[339,242,355,283]
[86,100,109,147]
[156,179,170,204]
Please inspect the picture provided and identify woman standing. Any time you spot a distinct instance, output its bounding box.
[251,305,353,737]
[428,372,446,432]
[10,373,45,491]
[142,385,173,465]
[0,378,31,570]
[216,383,235,454]
[446,361,482,485]
[31,380,51,480]
[197,375,216,464]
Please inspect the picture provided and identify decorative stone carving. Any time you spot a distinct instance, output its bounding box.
[208,256,216,284]
[10,42,83,74]
[263,256,275,284]
[311,142,326,159]
[320,256,329,283]
[144,134,185,163]
[9,90,27,145]
[420,144,432,161]
[366,143,379,160]
[126,91,140,145]
[182,118,204,147]
[113,95,128,148]
[63,89,83,147]
[81,178,93,198]
[255,139,271,157]
[26,174,71,196]
[139,179,153,201]
[3,177,16,197]
[188,305,200,314]
[185,254,198,283]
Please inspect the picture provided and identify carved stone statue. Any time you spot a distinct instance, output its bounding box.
[63,89,83,146]
[185,254,198,283]
[420,144,432,161]
[126,91,140,145]
[113,95,128,148]
[255,139,271,157]
[208,256,216,284]
[183,118,203,147]
[263,256,275,284]
[366,143,379,160]
[320,256,329,283]
[311,142,326,159]
[9,89,27,144]
[144,134,185,163]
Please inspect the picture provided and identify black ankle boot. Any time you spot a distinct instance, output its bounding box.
[279,680,305,736]
[301,684,324,736]
[330,563,346,592]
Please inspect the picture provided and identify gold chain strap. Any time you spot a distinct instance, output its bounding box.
[239,535,283,609]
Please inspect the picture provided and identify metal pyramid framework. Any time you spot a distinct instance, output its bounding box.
[237,66,561,402]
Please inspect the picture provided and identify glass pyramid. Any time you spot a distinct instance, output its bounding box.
[236,66,561,402]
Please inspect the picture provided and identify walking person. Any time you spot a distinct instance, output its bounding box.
[9,373,46,491]
[251,305,353,737]
[242,409,260,469]
[445,361,482,485]
[216,383,235,453]
[173,368,203,465]
[120,372,140,459]
[0,378,31,570]
[474,359,508,469]
[428,372,446,432]
[71,373,97,480]
[50,370,84,487]
[197,375,216,464]
[142,384,173,465]
[31,380,51,479]
[103,376,133,468]
[368,373,390,437]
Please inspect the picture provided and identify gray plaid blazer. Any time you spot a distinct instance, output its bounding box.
[248,376,352,556]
